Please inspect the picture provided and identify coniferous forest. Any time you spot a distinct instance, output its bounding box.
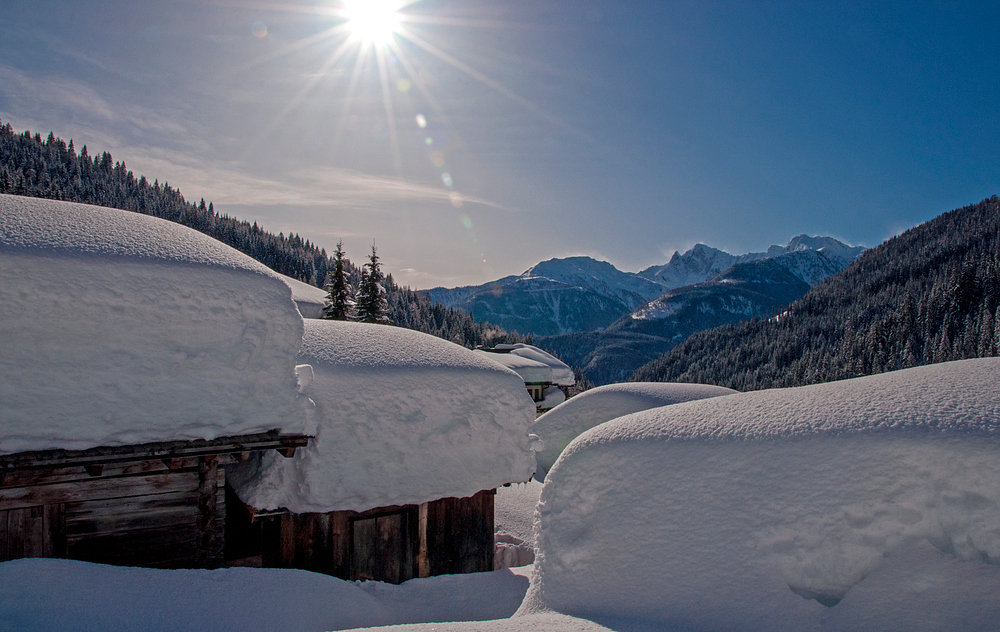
[0,122,530,350]
[632,196,1000,390]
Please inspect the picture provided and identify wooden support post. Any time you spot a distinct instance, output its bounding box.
[276,448,296,458]
[417,502,429,578]
[196,455,222,568]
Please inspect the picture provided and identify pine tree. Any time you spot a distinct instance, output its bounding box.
[354,242,389,324]
[324,240,354,320]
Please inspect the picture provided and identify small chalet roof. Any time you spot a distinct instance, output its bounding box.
[230,320,538,514]
[279,273,327,319]
[0,195,310,454]
[532,382,737,477]
[474,344,575,386]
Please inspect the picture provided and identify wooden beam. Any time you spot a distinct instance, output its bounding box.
[276,448,296,458]
[417,502,429,578]
[83,464,103,477]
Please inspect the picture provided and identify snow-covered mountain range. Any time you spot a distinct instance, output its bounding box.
[426,236,864,339]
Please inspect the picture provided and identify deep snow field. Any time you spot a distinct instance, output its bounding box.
[5,358,1000,632]
[3,197,1000,631]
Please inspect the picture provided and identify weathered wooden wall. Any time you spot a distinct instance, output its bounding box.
[245,489,494,584]
[425,489,494,576]
[0,455,225,568]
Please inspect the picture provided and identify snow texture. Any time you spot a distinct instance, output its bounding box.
[232,320,538,513]
[494,480,544,569]
[349,613,615,632]
[475,344,575,386]
[522,358,1000,631]
[279,273,328,319]
[0,195,308,454]
[0,558,536,632]
[531,382,736,477]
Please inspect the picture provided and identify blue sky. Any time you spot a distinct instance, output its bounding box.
[1,1,997,288]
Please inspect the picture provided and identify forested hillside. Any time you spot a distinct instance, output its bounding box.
[0,122,529,349]
[633,196,1000,390]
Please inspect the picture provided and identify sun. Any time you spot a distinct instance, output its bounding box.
[343,0,402,46]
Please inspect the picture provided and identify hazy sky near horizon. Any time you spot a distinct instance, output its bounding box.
[2,0,998,288]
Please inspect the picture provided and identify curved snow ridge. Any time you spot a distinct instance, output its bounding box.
[0,194,277,276]
[0,195,308,453]
[279,273,328,319]
[303,320,524,374]
[530,359,1000,630]
[568,358,1000,449]
[532,382,736,476]
[232,320,538,513]
[474,344,575,386]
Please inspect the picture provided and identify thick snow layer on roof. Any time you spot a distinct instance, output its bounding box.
[279,273,327,319]
[531,382,736,477]
[231,320,537,513]
[522,359,1000,631]
[475,344,575,386]
[0,558,537,632]
[0,195,308,453]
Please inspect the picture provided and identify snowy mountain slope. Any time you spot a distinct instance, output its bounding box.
[426,237,862,338]
[543,248,860,384]
[637,235,864,289]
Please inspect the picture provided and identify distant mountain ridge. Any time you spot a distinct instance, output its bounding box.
[632,195,1000,391]
[637,236,865,289]
[539,246,863,384]
[426,236,865,340]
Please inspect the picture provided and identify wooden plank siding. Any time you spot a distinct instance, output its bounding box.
[425,489,494,576]
[248,489,494,584]
[0,433,308,568]
[0,456,222,568]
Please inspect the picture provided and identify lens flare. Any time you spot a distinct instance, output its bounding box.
[251,21,268,38]
[343,0,401,46]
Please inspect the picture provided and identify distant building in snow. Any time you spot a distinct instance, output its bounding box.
[474,344,576,413]
[0,196,538,583]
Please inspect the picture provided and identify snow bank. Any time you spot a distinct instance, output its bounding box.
[531,382,736,477]
[0,559,536,632]
[357,564,532,624]
[0,558,392,632]
[232,320,537,513]
[347,613,615,632]
[279,273,328,319]
[522,359,1000,631]
[475,344,575,386]
[0,195,308,453]
[494,480,543,569]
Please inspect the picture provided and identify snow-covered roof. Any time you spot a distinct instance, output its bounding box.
[0,195,310,454]
[231,320,538,513]
[279,273,328,319]
[474,344,575,386]
[525,359,1000,630]
[531,382,736,477]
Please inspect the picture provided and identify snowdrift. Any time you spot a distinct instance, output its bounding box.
[474,344,575,386]
[232,320,538,513]
[0,558,535,632]
[531,382,736,477]
[0,195,308,453]
[279,272,328,319]
[494,480,543,569]
[523,359,1000,631]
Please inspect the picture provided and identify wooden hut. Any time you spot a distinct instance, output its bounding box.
[226,489,494,583]
[0,432,308,568]
[228,320,539,584]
